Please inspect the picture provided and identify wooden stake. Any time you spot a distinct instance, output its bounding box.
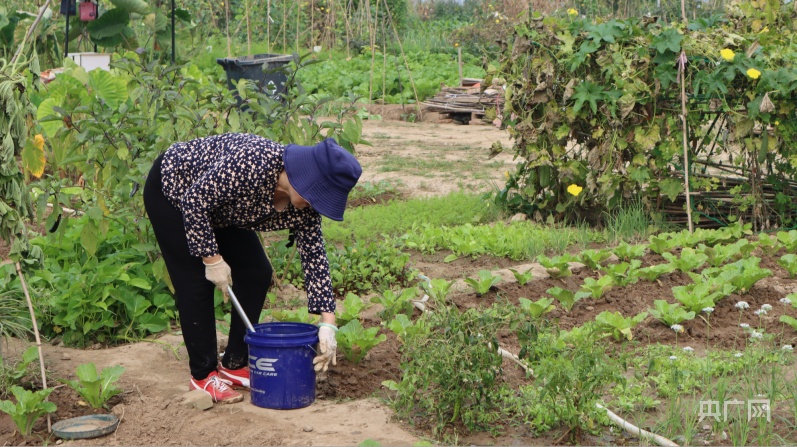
[458,47,463,87]
[382,0,421,112]
[679,0,694,233]
[225,0,231,57]
[267,0,271,52]
[245,0,251,55]
[15,262,51,433]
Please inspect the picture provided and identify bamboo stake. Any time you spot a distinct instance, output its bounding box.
[382,0,421,112]
[267,0,271,52]
[15,262,51,433]
[282,0,286,52]
[366,0,378,104]
[11,0,53,66]
[225,0,231,57]
[245,0,251,55]
[295,1,299,54]
[678,0,693,233]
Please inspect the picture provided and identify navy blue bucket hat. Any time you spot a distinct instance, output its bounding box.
[283,138,362,221]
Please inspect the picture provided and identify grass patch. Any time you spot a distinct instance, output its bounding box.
[400,221,605,260]
[603,199,656,243]
[324,192,502,245]
[376,153,505,175]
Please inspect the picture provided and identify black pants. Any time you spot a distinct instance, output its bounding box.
[143,153,272,380]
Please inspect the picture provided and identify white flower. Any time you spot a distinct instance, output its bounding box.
[670,324,684,333]
[750,331,763,340]
[740,323,750,329]
[734,352,744,358]
[782,345,794,352]
[736,301,750,310]
[761,304,773,312]
[683,346,694,353]
[780,297,792,305]
[754,309,767,316]
[669,356,677,361]
[702,307,714,314]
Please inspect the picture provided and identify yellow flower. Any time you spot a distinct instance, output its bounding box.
[34,134,45,150]
[454,43,459,47]
[567,8,578,16]
[567,184,583,197]
[495,19,500,23]
[720,48,735,61]
[747,68,761,79]
[775,120,780,126]
[504,171,510,179]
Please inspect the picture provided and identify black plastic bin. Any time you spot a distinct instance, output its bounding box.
[216,53,296,101]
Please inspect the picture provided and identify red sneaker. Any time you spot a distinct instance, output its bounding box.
[218,365,250,389]
[189,371,244,404]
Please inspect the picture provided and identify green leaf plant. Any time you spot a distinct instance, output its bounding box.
[518,297,556,319]
[648,300,696,326]
[778,254,797,278]
[579,275,615,299]
[0,386,56,436]
[578,248,613,270]
[509,267,534,285]
[337,320,387,364]
[537,255,574,279]
[546,287,590,311]
[62,363,125,409]
[464,270,502,296]
[594,311,648,341]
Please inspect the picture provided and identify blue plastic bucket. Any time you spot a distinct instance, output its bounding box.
[244,322,319,409]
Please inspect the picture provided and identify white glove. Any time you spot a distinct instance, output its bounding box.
[204,257,232,303]
[313,324,338,373]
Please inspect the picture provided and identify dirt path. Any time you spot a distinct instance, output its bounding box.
[1,116,514,446]
[358,113,517,197]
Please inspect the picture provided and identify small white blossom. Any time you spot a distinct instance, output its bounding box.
[734,352,744,358]
[683,346,694,353]
[670,324,684,333]
[782,345,794,352]
[754,309,767,316]
[740,323,750,329]
[669,356,677,361]
[780,297,792,305]
[761,304,773,312]
[736,301,750,310]
[750,331,763,340]
[702,307,714,314]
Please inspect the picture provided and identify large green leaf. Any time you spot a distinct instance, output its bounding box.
[110,0,151,15]
[87,7,129,39]
[36,98,63,138]
[88,69,128,110]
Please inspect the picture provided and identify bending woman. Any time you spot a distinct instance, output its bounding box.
[143,133,362,403]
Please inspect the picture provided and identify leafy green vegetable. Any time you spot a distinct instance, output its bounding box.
[464,270,502,295]
[635,263,676,281]
[648,300,696,326]
[594,311,648,341]
[611,242,647,262]
[662,248,708,273]
[62,363,124,409]
[518,297,556,318]
[537,255,574,279]
[387,314,428,343]
[337,320,387,364]
[371,288,417,321]
[602,260,642,286]
[546,287,590,311]
[0,386,56,436]
[778,254,797,278]
[336,293,369,327]
[578,249,613,270]
[509,268,534,285]
[579,275,615,299]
